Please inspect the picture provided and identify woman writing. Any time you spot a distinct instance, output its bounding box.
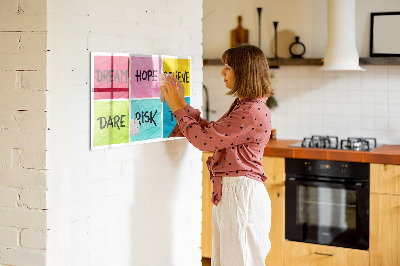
[161,44,273,266]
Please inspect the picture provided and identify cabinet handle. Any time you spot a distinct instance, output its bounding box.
[314,252,335,257]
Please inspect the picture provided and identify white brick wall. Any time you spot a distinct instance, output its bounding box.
[0,247,46,266]
[21,229,47,250]
[47,1,203,266]
[0,0,48,265]
[0,187,19,208]
[2,0,203,265]
[0,227,19,247]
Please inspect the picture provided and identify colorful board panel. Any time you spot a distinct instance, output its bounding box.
[90,52,191,149]
[163,97,190,138]
[92,54,129,100]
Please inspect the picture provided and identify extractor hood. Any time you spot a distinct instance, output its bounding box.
[320,0,365,71]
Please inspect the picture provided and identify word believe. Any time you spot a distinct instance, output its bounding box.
[164,71,190,84]
[96,70,128,85]
[97,115,127,130]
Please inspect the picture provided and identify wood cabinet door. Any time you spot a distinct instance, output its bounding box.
[370,163,400,195]
[201,152,213,258]
[264,184,285,266]
[370,193,400,266]
[284,241,369,266]
[262,156,285,186]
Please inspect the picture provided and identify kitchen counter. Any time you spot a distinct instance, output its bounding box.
[264,139,400,165]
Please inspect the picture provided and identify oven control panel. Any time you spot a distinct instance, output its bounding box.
[286,158,369,180]
[318,162,332,173]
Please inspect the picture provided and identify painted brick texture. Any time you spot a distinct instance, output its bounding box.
[2,0,203,265]
[0,0,48,265]
[46,0,203,266]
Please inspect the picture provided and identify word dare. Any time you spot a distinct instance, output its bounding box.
[97,115,127,130]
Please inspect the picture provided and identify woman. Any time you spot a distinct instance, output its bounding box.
[161,44,273,266]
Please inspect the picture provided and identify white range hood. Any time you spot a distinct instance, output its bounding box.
[320,0,365,71]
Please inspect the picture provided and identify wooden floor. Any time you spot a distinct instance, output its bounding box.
[202,257,211,266]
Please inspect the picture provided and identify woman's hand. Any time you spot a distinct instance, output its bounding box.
[160,75,187,113]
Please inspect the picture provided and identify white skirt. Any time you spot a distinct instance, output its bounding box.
[212,176,271,266]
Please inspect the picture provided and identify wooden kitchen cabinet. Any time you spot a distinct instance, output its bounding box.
[262,156,285,266]
[261,156,285,185]
[370,163,400,195]
[202,152,213,258]
[370,193,400,266]
[370,163,400,266]
[284,241,369,266]
[264,184,285,266]
[201,154,286,266]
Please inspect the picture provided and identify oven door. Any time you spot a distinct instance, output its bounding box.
[285,177,369,250]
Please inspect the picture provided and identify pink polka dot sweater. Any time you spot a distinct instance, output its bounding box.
[171,97,272,206]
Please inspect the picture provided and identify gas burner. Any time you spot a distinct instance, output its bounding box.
[340,137,377,151]
[301,135,339,149]
[290,136,380,151]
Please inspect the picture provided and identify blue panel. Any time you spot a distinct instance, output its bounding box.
[130,99,162,142]
[163,97,190,138]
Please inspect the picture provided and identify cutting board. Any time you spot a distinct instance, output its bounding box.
[231,16,249,48]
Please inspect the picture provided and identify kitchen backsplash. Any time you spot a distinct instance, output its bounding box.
[203,65,400,144]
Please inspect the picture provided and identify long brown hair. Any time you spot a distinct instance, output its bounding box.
[221,44,273,99]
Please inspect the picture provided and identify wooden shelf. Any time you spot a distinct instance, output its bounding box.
[203,57,400,67]
[359,57,400,65]
[202,59,223,66]
[203,58,323,67]
[268,58,322,67]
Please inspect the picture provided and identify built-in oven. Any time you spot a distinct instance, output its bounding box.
[285,158,370,250]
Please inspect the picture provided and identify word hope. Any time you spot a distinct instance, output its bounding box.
[135,70,158,82]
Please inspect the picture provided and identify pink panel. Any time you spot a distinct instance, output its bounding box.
[130,55,162,99]
[93,90,130,100]
[93,55,129,99]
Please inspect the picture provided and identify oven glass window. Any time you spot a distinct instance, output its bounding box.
[297,186,356,230]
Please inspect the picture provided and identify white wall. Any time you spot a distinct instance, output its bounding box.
[271,65,400,144]
[204,0,326,59]
[203,0,400,58]
[204,65,400,144]
[47,0,203,266]
[0,0,48,265]
[203,0,400,145]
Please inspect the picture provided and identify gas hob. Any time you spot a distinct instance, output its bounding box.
[289,135,382,151]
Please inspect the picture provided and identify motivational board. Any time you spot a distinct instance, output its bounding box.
[91,52,191,149]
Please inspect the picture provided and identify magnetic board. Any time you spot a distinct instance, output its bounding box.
[90,52,191,149]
